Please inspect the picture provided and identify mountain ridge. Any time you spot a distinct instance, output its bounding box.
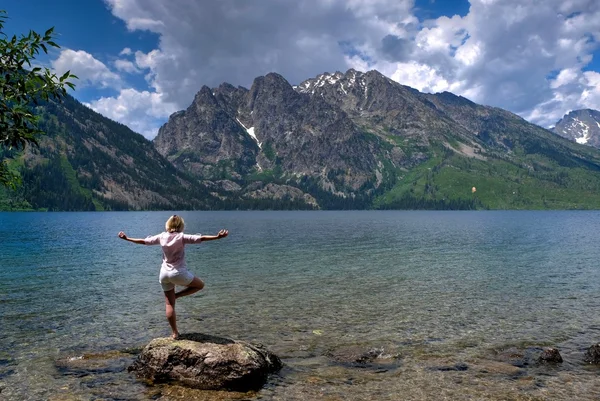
[4,69,600,210]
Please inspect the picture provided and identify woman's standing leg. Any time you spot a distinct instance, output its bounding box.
[164,289,179,339]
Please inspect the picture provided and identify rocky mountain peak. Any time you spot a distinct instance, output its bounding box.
[194,85,217,103]
[247,73,304,112]
[295,69,370,97]
[553,109,600,148]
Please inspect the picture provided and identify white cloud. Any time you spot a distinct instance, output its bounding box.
[86,88,178,139]
[367,0,600,126]
[84,0,600,139]
[52,49,121,89]
[103,0,415,110]
[127,17,165,32]
[114,59,140,74]
[550,68,579,89]
[389,61,465,94]
[578,71,600,108]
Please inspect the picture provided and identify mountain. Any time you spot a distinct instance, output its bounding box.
[0,95,307,211]
[5,69,600,211]
[154,69,600,209]
[552,109,600,148]
[0,95,224,211]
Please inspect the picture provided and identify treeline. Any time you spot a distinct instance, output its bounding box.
[19,156,96,211]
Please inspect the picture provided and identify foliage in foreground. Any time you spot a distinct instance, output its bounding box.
[0,9,77,188]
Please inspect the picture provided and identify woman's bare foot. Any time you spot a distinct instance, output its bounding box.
[172,332,180,340]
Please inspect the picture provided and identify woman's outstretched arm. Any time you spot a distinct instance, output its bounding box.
[118,231,147,245]
[201,229,229,241]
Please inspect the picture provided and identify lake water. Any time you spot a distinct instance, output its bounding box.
[1,210,600,400]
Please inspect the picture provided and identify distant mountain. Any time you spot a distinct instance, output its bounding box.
[154,69,600,209]
[552,109,600,149]
[5,70,600,211]
[0,95,225,211]
[0,95,304,211]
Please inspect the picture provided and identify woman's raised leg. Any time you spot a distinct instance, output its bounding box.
[175,277,205,299]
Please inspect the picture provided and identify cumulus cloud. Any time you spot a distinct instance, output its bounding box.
[52,49,121,89]
[114,59,140,74]
[50,49,171,138]
[102,0,415,108]
[86,89,178,139]
[360,0,600,127]
[90,0,600,138]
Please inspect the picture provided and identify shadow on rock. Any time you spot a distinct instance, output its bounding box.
[177,333,236,345]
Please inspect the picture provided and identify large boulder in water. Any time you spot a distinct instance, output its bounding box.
[128,333,282,391]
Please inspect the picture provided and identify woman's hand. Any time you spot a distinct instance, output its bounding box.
[118,231,128,240]
[217,229,229,239]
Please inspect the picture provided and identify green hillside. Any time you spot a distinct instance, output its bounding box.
[374,144,600,210]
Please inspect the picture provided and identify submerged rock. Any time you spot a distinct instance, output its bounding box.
[128,333,282,391]
[493,346,563,367]
[584,343,600,364]
[325,345,401,371]
[538,347,563,364]
[56,350,136,378]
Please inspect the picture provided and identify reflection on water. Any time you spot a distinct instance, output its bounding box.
[1,211,600,400]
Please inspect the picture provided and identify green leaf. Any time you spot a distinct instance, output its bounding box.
[59,70,70,82]
[0,11,73,188]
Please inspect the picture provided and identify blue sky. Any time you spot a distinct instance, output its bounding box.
[3,0,600,138]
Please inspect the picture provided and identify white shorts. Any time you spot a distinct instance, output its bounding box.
[159,268,194,291]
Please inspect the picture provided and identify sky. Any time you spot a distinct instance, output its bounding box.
[3,0,600,139]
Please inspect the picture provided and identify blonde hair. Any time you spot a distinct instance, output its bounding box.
[166,215,185,233]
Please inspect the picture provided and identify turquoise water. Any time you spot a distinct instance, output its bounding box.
[1,210,600,400]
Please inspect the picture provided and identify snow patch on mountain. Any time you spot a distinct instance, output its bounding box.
[573,118,590,144]
[295,70,364,96]
[236,118,261,149]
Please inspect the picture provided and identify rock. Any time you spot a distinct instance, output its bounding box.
[493,347,529,368]
[493,346,560,368]
[128,333,282,391]
[325,345,401,371]
[538,347,563,364]
[584,343,600,364]
[56,350,136,378]
[215,179,242,192]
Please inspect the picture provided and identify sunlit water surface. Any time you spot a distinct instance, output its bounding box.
[1,211,600,400]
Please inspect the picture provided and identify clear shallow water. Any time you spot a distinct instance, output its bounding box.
[1,210,600,400]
